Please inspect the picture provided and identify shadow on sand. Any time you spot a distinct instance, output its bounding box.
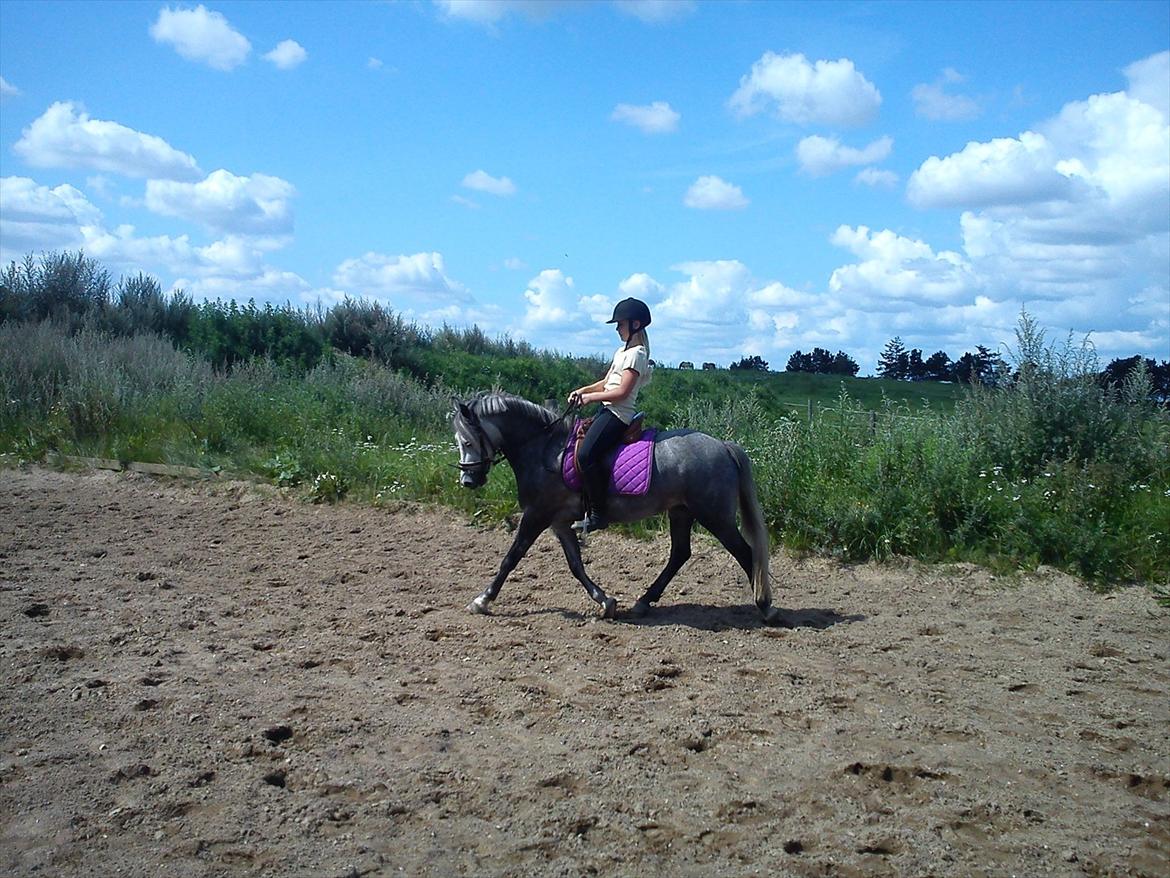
[492,603,862,632]
[622,602,863,632]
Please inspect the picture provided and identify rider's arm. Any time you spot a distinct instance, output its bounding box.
[579,368,638,405]
[568,376,606,404]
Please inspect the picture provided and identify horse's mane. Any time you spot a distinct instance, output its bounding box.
[469,390,559,427]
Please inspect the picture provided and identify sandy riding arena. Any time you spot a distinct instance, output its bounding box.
[1,467,1167,877]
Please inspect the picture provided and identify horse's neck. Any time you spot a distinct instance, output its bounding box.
[484,400,561,459]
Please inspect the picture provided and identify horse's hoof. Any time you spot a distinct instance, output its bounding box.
[629,599,650,619]
[762,605,791,627]
[467,595,492,615]
[599,597,618,620]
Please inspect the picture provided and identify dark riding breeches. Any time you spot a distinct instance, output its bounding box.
[577,407,628,514]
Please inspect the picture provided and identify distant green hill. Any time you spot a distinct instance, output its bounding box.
[636,367,964,427]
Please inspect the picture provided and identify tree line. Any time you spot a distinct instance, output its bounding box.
[873,334,1169,402]
[732,334,1167,403]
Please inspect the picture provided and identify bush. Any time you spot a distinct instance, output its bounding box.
[1,251,112,324]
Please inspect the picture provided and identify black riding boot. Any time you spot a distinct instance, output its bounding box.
[572,408,626,533]
[573,486,609,533]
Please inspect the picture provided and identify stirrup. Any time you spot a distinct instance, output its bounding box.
[572,511,609,534]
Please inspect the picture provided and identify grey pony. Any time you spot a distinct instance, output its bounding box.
[453,391,783,624]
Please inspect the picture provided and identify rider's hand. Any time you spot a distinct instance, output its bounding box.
[567,390,583,407]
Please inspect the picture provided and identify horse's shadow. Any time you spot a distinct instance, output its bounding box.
[625,602,863,631]
[517,603,863,631]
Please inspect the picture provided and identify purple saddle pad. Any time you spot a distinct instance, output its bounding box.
[562,423,657,496]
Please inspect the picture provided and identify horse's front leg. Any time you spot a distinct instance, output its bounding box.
[552,525,617,619]
[467,511,548,614]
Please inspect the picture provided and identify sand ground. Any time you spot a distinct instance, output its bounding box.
[1,466,1167,877]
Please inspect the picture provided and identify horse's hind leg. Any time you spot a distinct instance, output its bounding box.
[552,525,617,619]
[693,509,757,598]
[630,507,693,618]
[467,511,548,614]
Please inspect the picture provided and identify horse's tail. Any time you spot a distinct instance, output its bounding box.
[726,442,772,611]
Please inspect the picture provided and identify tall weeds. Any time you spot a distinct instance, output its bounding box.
[2,316,1166,585]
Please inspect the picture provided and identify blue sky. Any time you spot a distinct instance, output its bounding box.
[1,0,1167,371]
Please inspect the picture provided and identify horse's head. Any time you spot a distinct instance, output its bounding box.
[452,398,504,489]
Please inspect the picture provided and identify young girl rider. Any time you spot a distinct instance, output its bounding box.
[566,297,653,533]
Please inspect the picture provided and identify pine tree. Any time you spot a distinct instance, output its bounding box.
[877,336,908,379]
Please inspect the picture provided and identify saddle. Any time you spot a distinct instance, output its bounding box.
[562,414,656,497]
[574,413,645,446]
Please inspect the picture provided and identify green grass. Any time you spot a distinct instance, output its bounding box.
[2,319,1167,587]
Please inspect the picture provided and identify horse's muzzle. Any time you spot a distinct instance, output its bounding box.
[459,470,486,489]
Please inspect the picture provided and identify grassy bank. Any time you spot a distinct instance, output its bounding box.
[2,319,1166,586]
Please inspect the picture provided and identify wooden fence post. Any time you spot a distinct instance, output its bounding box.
[807,399,813,423]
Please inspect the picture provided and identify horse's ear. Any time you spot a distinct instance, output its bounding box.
[456,401,474,422]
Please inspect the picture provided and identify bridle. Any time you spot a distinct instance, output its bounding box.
[454,407,506,475]
[453,399,580,475]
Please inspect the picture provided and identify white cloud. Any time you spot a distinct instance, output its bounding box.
[618,272,665,299]
[333,252,473,318]
[796,135,893,176]
[435,0,692,26]
[1123,50,1169,119]
[145,170,296,235]
[79,228,307,301]
[0,173,312,302]
[912,69,981,121]
[855,167,899,188]
[367,57,384,70]
[911,53,1169,223]
[514,270,642,351]
[0,177,102,260]
[263,39,307,70]
[0,76,19,99]
[835,53,1169,357]
[503,257,527,270]
[613,1,696,23]
[451,194,482,210]
[14,102,202,181]
[829,225,978,307]
[611,101,680,134]
[649,260,833,364]
[462,169,516,196]
[729,52,881,127]
[434,0,512,24]
[434,0,569,25]
[150,5,251,71]
[522,269,578,326]
[684,175,748,210]
[85,175,116,199]
[907,132,1073,209]
[655,259,752,325]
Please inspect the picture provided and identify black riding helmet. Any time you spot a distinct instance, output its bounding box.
[607,297,652,328]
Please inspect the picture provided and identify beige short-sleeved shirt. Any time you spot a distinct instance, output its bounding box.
[602,344,650,424]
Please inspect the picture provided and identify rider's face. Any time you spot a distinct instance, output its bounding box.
[616,319,637,342]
